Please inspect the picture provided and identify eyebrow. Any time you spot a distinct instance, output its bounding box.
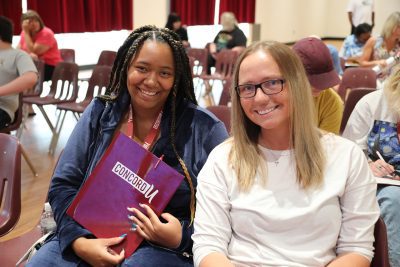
[239,76,283,84]
[133,61,174,70]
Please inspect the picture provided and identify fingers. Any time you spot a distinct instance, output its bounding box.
[371,160,395,177]
[105,235,127,246]
[127,204,160,230]
[161,212,178,224]
[139,203,158,222]
[103,248,125,265]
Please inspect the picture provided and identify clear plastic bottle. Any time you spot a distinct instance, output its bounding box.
[372,55,400,74]
[40,202,57,235]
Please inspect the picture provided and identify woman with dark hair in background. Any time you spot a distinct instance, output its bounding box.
[165,12,189,48]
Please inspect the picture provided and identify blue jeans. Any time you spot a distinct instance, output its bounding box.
[377,185,400,267]
[27,237,193,267]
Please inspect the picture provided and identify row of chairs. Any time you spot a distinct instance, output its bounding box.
[21,50,116,155]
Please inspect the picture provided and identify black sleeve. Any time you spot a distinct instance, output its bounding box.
[232,27,247,47]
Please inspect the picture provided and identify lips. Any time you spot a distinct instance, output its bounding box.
[256,105,278,115]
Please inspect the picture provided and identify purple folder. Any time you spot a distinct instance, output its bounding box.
[67,132,184,257]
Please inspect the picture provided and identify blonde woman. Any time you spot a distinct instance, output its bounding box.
[207,12,247,74]
[358,11,400,81]
[193,41,379,267]
[343,66,400,267]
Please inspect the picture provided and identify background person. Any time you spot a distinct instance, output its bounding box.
[193,40,379,267]
[343,66,400,267]
[358,11,400,82]
[26,26,228,267]
[207,12,247,74]
[293,37,343,134]
[18,10,62,81]
[165,12,189,48]
[347,0,374,34]
[0,15,37,129]
[339,23,372,64]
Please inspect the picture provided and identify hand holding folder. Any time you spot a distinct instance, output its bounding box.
[67,132,184,257]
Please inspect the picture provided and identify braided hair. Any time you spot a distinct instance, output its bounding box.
[102,25,197,222]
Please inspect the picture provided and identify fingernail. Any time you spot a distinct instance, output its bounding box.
[131,223,137,228]
[119,233,127,238]
[139,203,145,208]
[128,215,135,220]
[127,207,134,212]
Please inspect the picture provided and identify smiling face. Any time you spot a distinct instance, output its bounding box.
[127,40,175,115]
[238,49,290,139]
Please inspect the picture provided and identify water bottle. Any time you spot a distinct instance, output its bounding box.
[40,202,57,235]
[372,54,400,74]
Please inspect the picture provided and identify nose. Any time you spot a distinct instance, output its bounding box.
[144,71,157,87]
[253,86,270,102]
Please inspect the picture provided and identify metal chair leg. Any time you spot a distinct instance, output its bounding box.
[21,145,38,177]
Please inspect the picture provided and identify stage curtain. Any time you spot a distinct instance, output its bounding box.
[170,0,215,26]
[0,0,23,34]
[219,0,255,23]
[27,0,133,33]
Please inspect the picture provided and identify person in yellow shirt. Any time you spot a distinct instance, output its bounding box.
[293,37,343,134]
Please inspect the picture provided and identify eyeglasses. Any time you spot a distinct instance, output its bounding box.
[235,79,285,98]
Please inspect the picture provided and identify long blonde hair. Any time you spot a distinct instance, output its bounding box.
[384,66,400,116]
[229,41,325,191]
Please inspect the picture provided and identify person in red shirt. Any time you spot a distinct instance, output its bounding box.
[18,10,62,81]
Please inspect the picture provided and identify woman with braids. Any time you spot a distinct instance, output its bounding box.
[27,26,228,267]
[192,41,379,267]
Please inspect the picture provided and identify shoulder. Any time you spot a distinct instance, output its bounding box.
[204,139,232,163]
[365,36,378,48]
[186,102,223,125]
[42,27,56,35]
[321,133,362,155]
[37,27,56,39]
[355,89,383,109]
[319,88,343,103]
[81,97,108,121]
[345,35,355,43]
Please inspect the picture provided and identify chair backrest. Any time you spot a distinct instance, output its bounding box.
[206,105,231,133]
[24,59,45,97]
[82,65,112,104]
[340,87,375,134]
[48,62,79,102]
[59,48,75,63]
[0,93,23,134]
[337,67,377,101]
[218,77,232,106]
[214,49,238,79]
[371,217,390,267]
[96,50,117,67]
[0,134,21,237]
[187,48,209,76]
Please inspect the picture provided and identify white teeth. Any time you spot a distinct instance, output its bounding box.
[139,88,158,96]
[257,106,276,115]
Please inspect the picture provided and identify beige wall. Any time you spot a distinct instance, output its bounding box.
[255,0,400,43]
[133,0,169,28]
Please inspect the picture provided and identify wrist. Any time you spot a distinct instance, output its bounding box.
[72,237,88,254]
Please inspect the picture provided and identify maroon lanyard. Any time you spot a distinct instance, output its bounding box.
[126,109,163,150]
